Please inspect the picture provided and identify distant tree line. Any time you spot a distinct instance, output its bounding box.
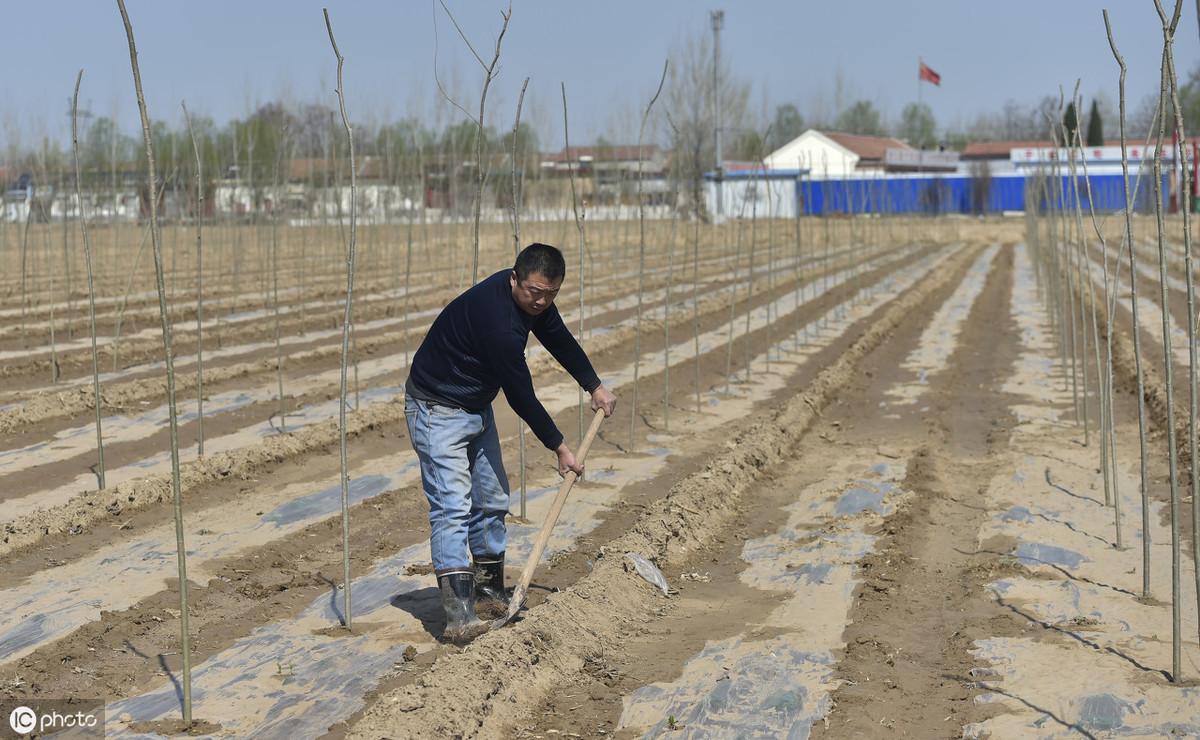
[2,100,541,193]
[7,14,1200,219]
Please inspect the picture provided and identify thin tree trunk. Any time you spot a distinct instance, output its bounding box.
[272,128,288,432]
[182,102,206,458]
[325,7,357,631]
[822,155,831,329]
[406,134,423,372]
[794,163,806,349]
[1073,93,1123,548]
[1150,0,1184,681]
[764,146,775,369]
[300,157,311,336]
[631,61,668,448]
[1162,25,1200,650]
[44,196,59,385]
[116,0,193,720]
[73,70,106,489]
[62,170,75,340]
[693,181,702,415]
[725,219,742,396]
[561,83,589,446]
[1062,124,1093,448]
[1065,99,1107,502]
[19,196,32,345]
[664,176,679,432]
[743,167,760,382]
[509,78,529,519]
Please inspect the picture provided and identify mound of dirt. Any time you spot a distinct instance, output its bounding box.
[0,395,405,558]
[345,246,977,739]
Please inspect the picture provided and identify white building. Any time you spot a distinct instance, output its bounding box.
[763,129,915,177]
[704,162,805,222]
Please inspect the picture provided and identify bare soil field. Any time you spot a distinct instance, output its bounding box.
[1,216,1198,739]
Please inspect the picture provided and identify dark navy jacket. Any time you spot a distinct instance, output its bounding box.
[406,269,601,449]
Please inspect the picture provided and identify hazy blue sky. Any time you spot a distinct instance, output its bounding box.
[3,1,1198,150]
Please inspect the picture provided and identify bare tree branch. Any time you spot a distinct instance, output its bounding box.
[470,0,512,283]
[432,1,479,124]
[438,0,489,72]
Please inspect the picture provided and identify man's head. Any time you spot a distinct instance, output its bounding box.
[510,243,565,316]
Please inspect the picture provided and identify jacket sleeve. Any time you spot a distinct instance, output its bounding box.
[486,327,565,450]
[531,306,602,394]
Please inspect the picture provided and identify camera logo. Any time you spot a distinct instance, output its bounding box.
[8,706,36,734]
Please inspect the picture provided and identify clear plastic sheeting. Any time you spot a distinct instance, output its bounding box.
[967,637,1200,739]
[102,467,627,739]
[965,244,1200,737]
[624,552,670,596]
[2,384,403,525]
[1,247,947,685]
[1012,541,1088,570]
[883,244,999,410]
[617,248,984,737]
[1077,693,1135,732]
[833,481,894,516]
[619,459,909,739]
[39,245,957,737]
[619,636,830,739]
[0,462,414,666]
[1002,243,1063,424]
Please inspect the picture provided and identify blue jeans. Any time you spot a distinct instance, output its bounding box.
[404,396,510,574]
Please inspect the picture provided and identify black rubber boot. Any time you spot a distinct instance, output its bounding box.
[437,571,489,644]
[474,555,511,609]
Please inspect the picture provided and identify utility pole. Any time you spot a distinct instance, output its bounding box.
[712,9,724,220]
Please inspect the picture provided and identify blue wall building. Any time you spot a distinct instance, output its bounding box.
[705,169,1168,219]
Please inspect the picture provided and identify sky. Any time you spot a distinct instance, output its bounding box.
[2,1,1198,151]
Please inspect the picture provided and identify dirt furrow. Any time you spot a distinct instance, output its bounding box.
[338,244,979,739]
[0,243,848,434]
[0,236,838,415]
[514,246,1002,738]
[0,243,922,561]
[0,243,728,385]
[0,241,936,688]
[2,245,955,729]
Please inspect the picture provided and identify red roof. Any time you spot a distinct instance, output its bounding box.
[962,138,1131,159]
[723,161,769,173]
[962,140,1051,159]
[823,132,912,160]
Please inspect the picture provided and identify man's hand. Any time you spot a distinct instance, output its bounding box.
[590,385,617,417]
[555,442,584,478]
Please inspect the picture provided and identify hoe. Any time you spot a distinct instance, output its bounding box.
[490,406,607,631]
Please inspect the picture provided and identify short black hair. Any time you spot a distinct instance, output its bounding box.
[513,242,566,282]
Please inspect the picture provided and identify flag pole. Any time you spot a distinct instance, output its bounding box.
[917,56,923,111]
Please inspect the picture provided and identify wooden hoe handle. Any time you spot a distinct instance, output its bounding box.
[499,407,606,626]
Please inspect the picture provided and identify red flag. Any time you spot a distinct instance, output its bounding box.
[919,60,941,86]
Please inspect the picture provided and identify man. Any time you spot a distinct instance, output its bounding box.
[405,243,617,643]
